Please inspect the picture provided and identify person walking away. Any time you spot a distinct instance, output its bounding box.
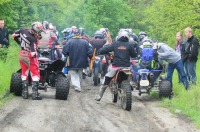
[12,22,44,100]
[175,32,186,83]
[152,41,189,90]
[62,28,93,92]
[95,30,138,101]
[183,27,199,85]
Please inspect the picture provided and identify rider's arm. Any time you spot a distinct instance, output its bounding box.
[98,44,114,55]
[129,43,138,58]
[62,41,70,56]
[87,42,93,59]
[12,29,21,45]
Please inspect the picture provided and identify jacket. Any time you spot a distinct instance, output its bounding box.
[90,39,106,55]
[183,35,199,62]
[0,27,9,47]
[62,36,93,69]
[12,28,38,52]
[157,43,181,64]
[99,41,137,67]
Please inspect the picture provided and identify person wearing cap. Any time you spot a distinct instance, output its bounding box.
[152,41,189,90]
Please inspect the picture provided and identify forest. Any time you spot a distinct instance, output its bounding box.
[0,0,199,45]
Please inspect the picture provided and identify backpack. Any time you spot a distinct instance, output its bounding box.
[139,42,154,68]
[38,30,52,49]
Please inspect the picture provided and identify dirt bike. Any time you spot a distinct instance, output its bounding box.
[109,67,132,111]
[130,59,172,98]
[10,48,70,100]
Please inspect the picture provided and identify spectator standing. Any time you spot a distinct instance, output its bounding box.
[175,32,186,83]
[0,19,9,48]
[183,27,199,85]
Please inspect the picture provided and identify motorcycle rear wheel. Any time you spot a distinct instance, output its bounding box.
[120,80,132,111]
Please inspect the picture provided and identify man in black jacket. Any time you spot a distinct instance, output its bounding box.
[95,30,137,101]
[184,27,199,85]
[62,28,93,92]
[0,19,9,48]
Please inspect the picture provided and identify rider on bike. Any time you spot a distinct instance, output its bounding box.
[95,30,138,101]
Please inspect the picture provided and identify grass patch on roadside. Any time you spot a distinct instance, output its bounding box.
[161,68,200,129]
[0,40,20,99]
[0,94,14,108]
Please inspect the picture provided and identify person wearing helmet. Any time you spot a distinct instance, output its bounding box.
[42,21,49,30]
[138,31,147,46]
[38,22,60,60]
[12,21,44,100]
[62,28,93,92]
[95,30,138,101]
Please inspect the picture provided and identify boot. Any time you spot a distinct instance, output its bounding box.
[22,80,29,99]
[32,81,42,100]
[95,85,107,101]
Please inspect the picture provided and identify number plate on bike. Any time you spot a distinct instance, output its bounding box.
[140,80,149,86]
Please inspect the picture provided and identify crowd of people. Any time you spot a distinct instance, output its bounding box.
[0,18,199,100]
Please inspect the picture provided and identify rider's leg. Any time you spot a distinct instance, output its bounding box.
[19,54,30,99]
[32,81,42,100]
[95,65,119,101]
[29,57,41,100]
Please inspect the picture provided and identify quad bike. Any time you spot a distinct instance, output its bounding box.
[109,67,132,111]
[130,59,172,99]
[10,48,70,100]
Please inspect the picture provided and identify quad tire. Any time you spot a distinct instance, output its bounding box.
[10,73,23,96]
[159,80,172,99]
[55,76,70,100]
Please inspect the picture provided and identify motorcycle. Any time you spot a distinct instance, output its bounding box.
[109,67,132,111]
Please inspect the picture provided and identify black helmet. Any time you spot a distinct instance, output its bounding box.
[79,28,84,36]
[138,31,147,41]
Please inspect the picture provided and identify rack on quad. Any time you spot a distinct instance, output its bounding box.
[10,48,70,100]
[130,59,172,99]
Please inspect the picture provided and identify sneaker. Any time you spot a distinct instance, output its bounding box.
[95,94,101,101]
[75,87,81,92]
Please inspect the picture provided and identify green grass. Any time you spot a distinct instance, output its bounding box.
[161,64,200,129]
[0,39,20,99]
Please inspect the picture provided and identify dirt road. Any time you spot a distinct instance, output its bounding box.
[0,77,199,132]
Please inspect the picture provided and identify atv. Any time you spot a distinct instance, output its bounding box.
[10,48,70,100]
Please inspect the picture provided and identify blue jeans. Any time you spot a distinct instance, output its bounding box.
[167,59,189,89]
[185,60,197,84]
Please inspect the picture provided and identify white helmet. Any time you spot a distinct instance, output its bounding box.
[117,30,130,40]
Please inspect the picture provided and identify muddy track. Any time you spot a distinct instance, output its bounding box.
[0,77,199,132]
